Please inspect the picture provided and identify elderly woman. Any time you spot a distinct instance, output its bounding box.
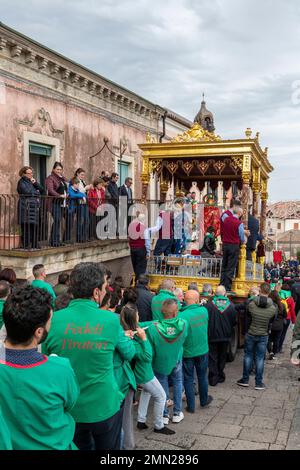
[17,166,44,249]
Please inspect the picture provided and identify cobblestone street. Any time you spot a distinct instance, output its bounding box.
[134,331,300,450]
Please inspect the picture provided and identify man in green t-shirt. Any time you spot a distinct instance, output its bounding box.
[0,286,79,450]
[151,279,181,321]
[31,264,56,306]
[43,262,135,450]
[179,290,213,413]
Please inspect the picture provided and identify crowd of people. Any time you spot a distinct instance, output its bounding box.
[0,261,299,451]
[17,163,133,249]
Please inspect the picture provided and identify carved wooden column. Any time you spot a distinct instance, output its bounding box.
[237,154,251,284]
[241,154,251,229]
[252,166,260,215]
[252,190,260,215]
[260,179,268,237]
[141,156,150,201]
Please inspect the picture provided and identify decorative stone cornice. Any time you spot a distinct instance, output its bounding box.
[0,22,166,125]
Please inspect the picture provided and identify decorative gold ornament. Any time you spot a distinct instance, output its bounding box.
[243,154,251,172]
[150,159,163,175]
[245,128,252,139]
[180,160,194,175]
[213,160,226,174]
[196,161,210,175]
[172,123,221,143]
[231,156,243,171]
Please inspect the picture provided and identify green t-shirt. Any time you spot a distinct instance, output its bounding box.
[147,317,188,375]
[0,405,12,450]
[179,304,209,358]
[151,290,181,321]
[0,354,79,450]
[31,280,57,306]
[0,300,5,330]
[43,299,135,423]
[132,337,154,385]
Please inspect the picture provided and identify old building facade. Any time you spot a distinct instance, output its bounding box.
[0,22,191,280]
[0,22,191,195]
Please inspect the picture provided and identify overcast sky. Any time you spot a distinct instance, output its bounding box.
[1,0,300,202]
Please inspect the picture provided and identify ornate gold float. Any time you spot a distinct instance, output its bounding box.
[139,99,273,297]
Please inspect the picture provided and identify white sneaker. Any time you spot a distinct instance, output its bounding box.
[163,417,169,425]
[172,412,184,423]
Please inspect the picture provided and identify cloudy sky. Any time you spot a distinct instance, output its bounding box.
[1,0,300,201]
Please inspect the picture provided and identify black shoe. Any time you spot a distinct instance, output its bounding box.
[218,376,225,383]
[237,379,249,387]
[209,381,218,387]
[154,427,175,435]
[137,422,148,430]
[201,395,213,408]
[255,383,266,390]
[185,407,195,414]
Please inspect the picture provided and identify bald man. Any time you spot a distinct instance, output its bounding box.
[206,286,237,386]
[151,279,181,321]
[179,290,213,412]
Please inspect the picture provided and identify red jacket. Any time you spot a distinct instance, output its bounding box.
[88,188,104,214]
[286,297,296,324]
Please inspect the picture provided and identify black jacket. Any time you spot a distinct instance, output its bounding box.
[207,298,237,342]
[135,285,154,322]
[247,214,262,251]
[107,181,119,200]
[119,184,133,204]
[291,281,300,315]
[17,177,44,225]
[201,234,216,255]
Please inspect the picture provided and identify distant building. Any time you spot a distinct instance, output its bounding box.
[266,201,300,260]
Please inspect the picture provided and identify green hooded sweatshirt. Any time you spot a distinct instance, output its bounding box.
[212,295,231,312]
[179,304,209,358]
[151,290,181,321]
[146,317,188,375]
[113,329,137,399]
[0,300,5,330]
[132,337,154,385]
[279,290,292,300]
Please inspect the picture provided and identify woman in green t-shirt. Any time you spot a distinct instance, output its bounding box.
[120,304,175,440]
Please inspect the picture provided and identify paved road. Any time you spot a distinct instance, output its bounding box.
[134,329,300,450]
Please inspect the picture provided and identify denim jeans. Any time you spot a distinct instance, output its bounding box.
[242,333,268,386]
[137,377,166,430]
[183,354,208,410]
[155,361,183,417]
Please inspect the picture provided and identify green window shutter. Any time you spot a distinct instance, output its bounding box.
[29,143,52,156]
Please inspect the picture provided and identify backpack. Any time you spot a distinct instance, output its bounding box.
[280,299,289,325]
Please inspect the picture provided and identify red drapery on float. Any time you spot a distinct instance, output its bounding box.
[204,206,221,237]
[273,251,282,264]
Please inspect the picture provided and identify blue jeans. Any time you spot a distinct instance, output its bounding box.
[183,354,208,410]
[155,361,183,417]
[242,334,268,386]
